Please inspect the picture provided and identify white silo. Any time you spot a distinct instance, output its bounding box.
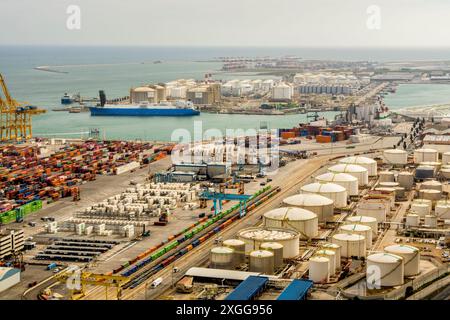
[346,215,378,238]
[237,227,300,258]
[339,224,373,248]
[424,215,438,228]
[223,239,246,266]
[315,172,358,196]
[309,256,330,283]
[315,249,337,275]
[263,207,318,239]
[328,164,369,186]
[406,214,420,227]
[420,180,443,192]
[384,244,420,276]
[398,172,414,190]
[366,253,404,287]
[435,200,450,219]
[414,148,438,163]
[249,250,275,274]
[282,194,334,222]
[210,246,235,269]
[339,156,377,176]
[300,182,348,208]
[321,243,341,269]
[260,242,284,269]
[383,149,408,165]
[442,151,450,165]
[379,171,395,183]
[332,233,366,258]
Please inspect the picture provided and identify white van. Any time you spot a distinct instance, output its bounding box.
[151,277,163,288]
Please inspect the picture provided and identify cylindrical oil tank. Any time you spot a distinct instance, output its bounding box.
[367,253,404,287]
[315,172,358,196]
[309,256,329,283]
[346,215,378,237]
[424,215,437,228]
[420,162,441,172]
[332,233,366,258]
[379,171,395,183]
[282,194,334,222]
[420,180,443,192]
[315,249,336,275]
[378,181,399,188]
[415,166,435,179]
[223,239,246,266]
[263,207,318,239]
[414,148,438,163]
[210,246,234,269]
[339,224,373,248]
[328,164,369,186]
[440,168,450,179]
[300,182,347,208]
[419,189,441,201]
[383,149,407,165]
[435,200,450,219]
[321,243,341,269]
[442,151,450,165]
[260,242,284,269]
[384,244,420,277]
[356,200,387,222]
[339,156,377,176]
[398,172,414,190]
[375,187,397,199]
[237,227,300,258]
[394,187,405,199]
[406,214,420,227]
[249,250,274,274]
[410,202,431,217]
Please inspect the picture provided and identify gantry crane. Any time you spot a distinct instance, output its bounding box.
[0,73,46,141]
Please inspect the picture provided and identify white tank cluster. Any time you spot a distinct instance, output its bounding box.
[339,156,377,176]
[435,200,450,219]
[328,164,369,186]
[210,246,235,269]
[263,207,318,239]
[223,239,246,266]
[410,199,432,217]
[315,249,337,275]
[237,227,300,258]
[282,194,334,222]
[315,172,358,196]
[300,182,348,208]
[384,244,420,277]
[332,233,366,258]
[418,189,441,201]
[414,148,438,163]
[383,149,408,165]
[339,224,372,248]
[366,253,404,287]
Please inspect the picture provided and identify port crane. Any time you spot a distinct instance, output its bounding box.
[0,73,46,141]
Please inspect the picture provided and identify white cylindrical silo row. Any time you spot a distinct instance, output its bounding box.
[315,172,359,196]
[384,244,420,277]
[282,194,334,222]
[300,182,348,208]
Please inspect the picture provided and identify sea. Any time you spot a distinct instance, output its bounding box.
[2,45,450,141]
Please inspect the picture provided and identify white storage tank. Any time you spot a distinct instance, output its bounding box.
[398,172,414,190]
[435,200,450,219]
[379,171,395,183]
[321,243,341,269]
[339,224,373,248]
[410,202,431,217]
[315,172,358,196]
[406,214,420,227]
[315,249,337,275]
[282,194,334,222]
[346,215,378,237]
[260,242,284,269]
[309,256,329,283]
[378,181,399,188]
[210,246,235,269]
[442,151,450,165]
[384,244,420,277]
[332,233,366,258]
[223,239,246,266]
[300,182,348,208]
[339,156,377,176]
[328,164,369,186]
[367,253,404,287]
[414,148,438,163]
[440,168,450,179]
[424,215,438,228]
[237,227,300,258]
[420,180,443,192]
[356,200,388,222]
[383,149,408,165]
[249,250,275,274]
[263,207,318,239]
[418,189,441,201]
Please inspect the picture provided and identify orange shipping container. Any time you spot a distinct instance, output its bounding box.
[281,131,296,139]
[316,135,332,143]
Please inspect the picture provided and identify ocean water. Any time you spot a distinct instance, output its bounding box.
[2,46,450,141]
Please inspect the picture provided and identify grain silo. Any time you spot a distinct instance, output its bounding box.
[346,215,378,237]
[315,172,358,196]
[309,256,329,283]
[210,246,235,269]
[414,148,438,163]
[260,242,284,269]
[328,164,369,186]
[223,239,246,266]
[332,233,366,258]
[263,207,318,239]
[384,244,420,276]
[339,224,373,248]
[282,194,334,222]
[366,253,404,287]
[300,182,347,208]
[249,250,275,274]
[237,227,300,258]
[383,149,408,165]
[339,156,377,176]
[398,172,414,190]
[315,249,337,275]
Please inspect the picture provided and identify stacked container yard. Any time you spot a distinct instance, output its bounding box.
[282,194,334,222]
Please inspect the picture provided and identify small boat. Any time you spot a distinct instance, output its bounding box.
[61,93,74,105]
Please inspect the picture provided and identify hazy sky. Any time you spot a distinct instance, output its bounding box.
[1,0,450,47]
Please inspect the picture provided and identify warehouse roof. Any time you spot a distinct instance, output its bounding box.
[185,267,261,281]
[0,267,20,282]
[277,279,313,300]
[225,276,269,300]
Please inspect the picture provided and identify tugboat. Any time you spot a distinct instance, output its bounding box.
[61,93,74,105]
